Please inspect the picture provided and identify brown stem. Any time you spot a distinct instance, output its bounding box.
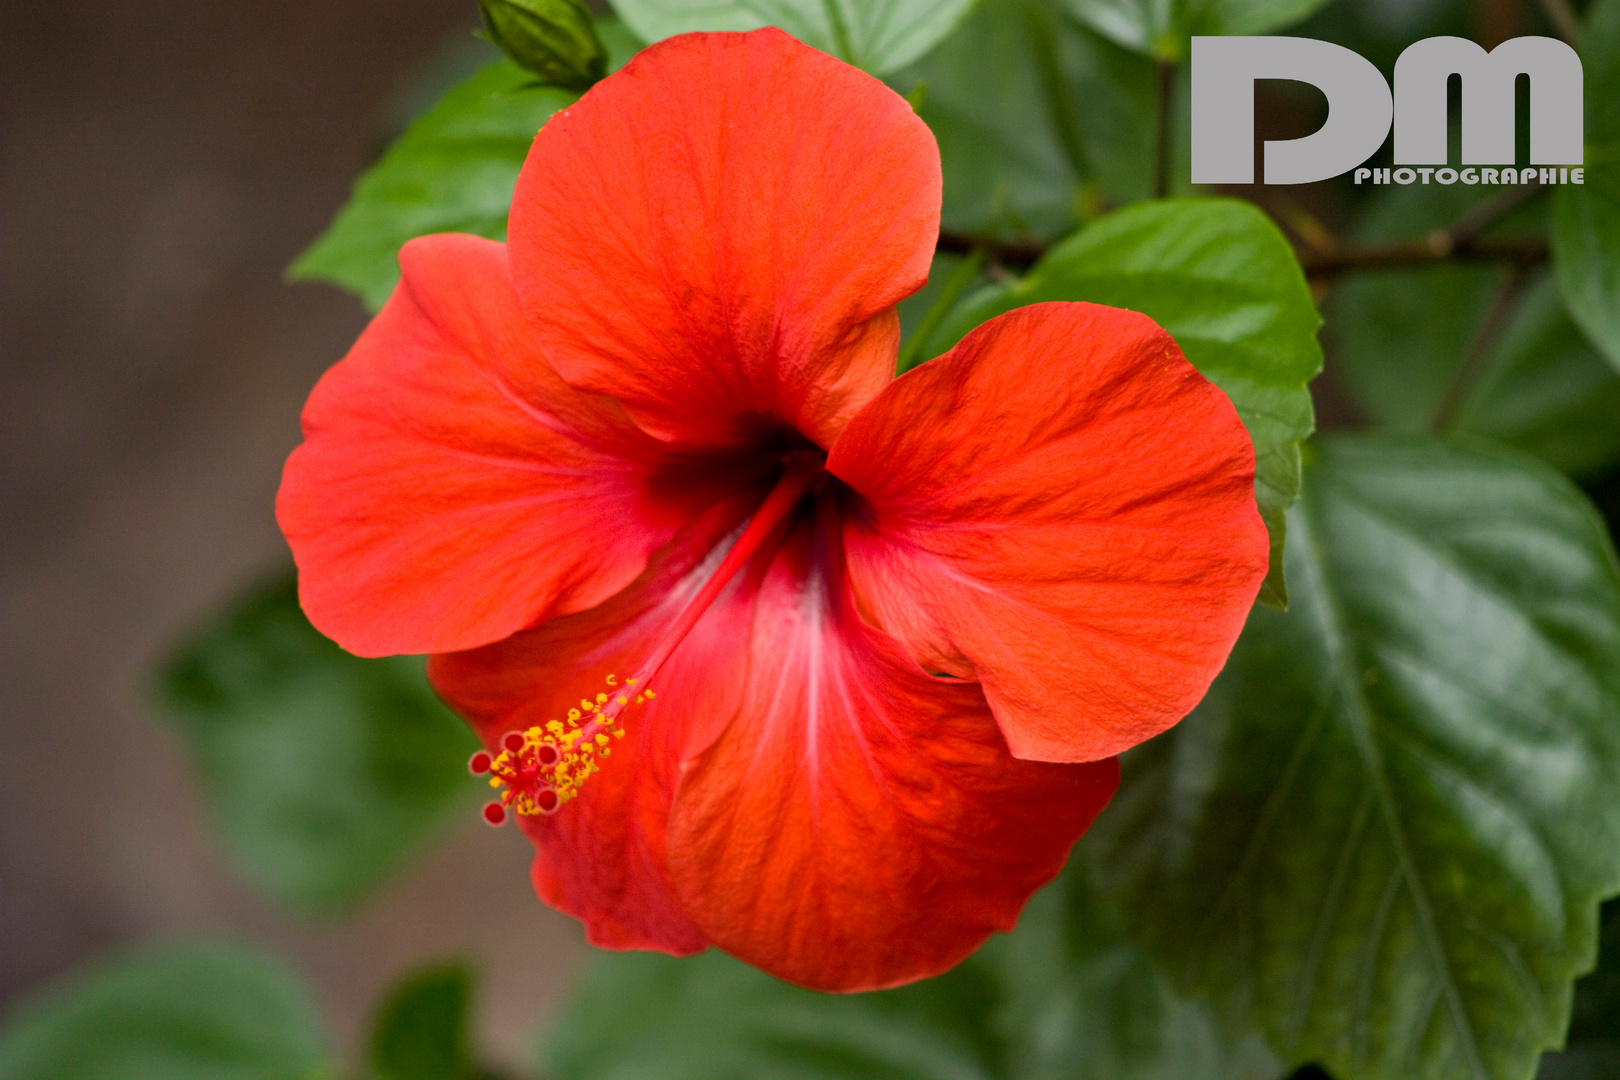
[1153,59,1176,199]
[1478,0,1527,49]
[1539,0,1583,45]
[1447,180,1545,247]
[1302,181,1548,278]
[1301,236,1549,276]
[937,230,1046,269]
[1429,266,1528,433]
[936,182,1551,277]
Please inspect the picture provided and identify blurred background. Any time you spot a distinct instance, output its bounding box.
[0,1,584,1070]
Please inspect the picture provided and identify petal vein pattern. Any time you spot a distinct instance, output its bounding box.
[431,497,763,955]
[664,501,1119,991]
[277,234,743,657]
[508,28,941,449]
[829,302,1271,763]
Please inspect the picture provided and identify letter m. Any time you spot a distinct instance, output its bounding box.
[1394,36,1583,165]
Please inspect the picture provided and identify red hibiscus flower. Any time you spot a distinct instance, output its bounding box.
[277,28,1269,992]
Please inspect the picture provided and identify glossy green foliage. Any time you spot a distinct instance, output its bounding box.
[288,61,575,311]
[609,0,978,74]
[1538,899,1620,1079]
[539,855,1276,1080]
[897,251,984,370]
[1554,0,1620,371]
[1329,185,1620,479]
[939,197,1322,607]
[543,949,1001,1080]
[887,0,1156,240]
[1446,276,1620,476]
[1057,0,1334,60]
[368,964,478,1080]
[478,0,607,89]
[1336,269,1620,478]
[1093,437,1620,1080]
[0,943,329,1080]
[974,854,1281,1080]
[155,573,479,916]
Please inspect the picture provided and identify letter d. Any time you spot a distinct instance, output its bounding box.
[1192,37,1393,184]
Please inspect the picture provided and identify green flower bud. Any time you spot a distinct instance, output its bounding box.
[477,0,607,91]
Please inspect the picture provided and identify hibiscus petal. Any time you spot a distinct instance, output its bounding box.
[827,302,1270,764]
[664,504,1118,992]
[507,28,940,451]
[277,233,740,657]
[428,495,762,955]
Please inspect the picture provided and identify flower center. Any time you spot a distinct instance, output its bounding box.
[470,451,827,825]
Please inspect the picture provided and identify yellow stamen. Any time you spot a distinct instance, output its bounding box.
[475,670,664,821]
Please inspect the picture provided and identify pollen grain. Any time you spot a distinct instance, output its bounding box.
[468,674,649,824]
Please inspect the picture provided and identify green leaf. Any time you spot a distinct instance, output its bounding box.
[1056,0,1333,61]
[897,251,989,371]
[891,0,1084,241]
[938,196,1322,608]
[368,963,476,1080]
[154,571,480,916]
[541,950,1001,1080]
[887,0,1157,238]
[1539,899,1620,1078]
[1333,266,1620,479]
[608,0,979,74]
[0,941,329,1080]
[1446,276,1620,477]
[288,61,577,311]
[1553,0,1620,372]
[1092,435,1620,1080]
[540,854,1278,1080]
[594,15,650,68]
[1327,183,1620,479]
[1325,184,1527,439]
[981,851,1282,1080]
